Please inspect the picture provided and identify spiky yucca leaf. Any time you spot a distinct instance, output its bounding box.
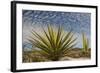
[28,25,77,61]
[82,33,89,53]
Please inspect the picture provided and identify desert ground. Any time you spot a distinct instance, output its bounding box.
[23,48,91,63]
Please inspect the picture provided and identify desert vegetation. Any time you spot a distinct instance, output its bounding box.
[23,25,91,63]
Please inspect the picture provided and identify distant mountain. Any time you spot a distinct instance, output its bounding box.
[23,42,32,51]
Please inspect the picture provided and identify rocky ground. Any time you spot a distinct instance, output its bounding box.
[22,48,91,63]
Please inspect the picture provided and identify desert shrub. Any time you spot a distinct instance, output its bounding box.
[28,25,77,61]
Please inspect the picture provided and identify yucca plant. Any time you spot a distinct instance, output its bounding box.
[28,25,77,61]
[82,33,89,54]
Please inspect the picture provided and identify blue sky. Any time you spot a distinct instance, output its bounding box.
[22,10,91,50]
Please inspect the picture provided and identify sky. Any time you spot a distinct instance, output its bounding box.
[22,10,91,50]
